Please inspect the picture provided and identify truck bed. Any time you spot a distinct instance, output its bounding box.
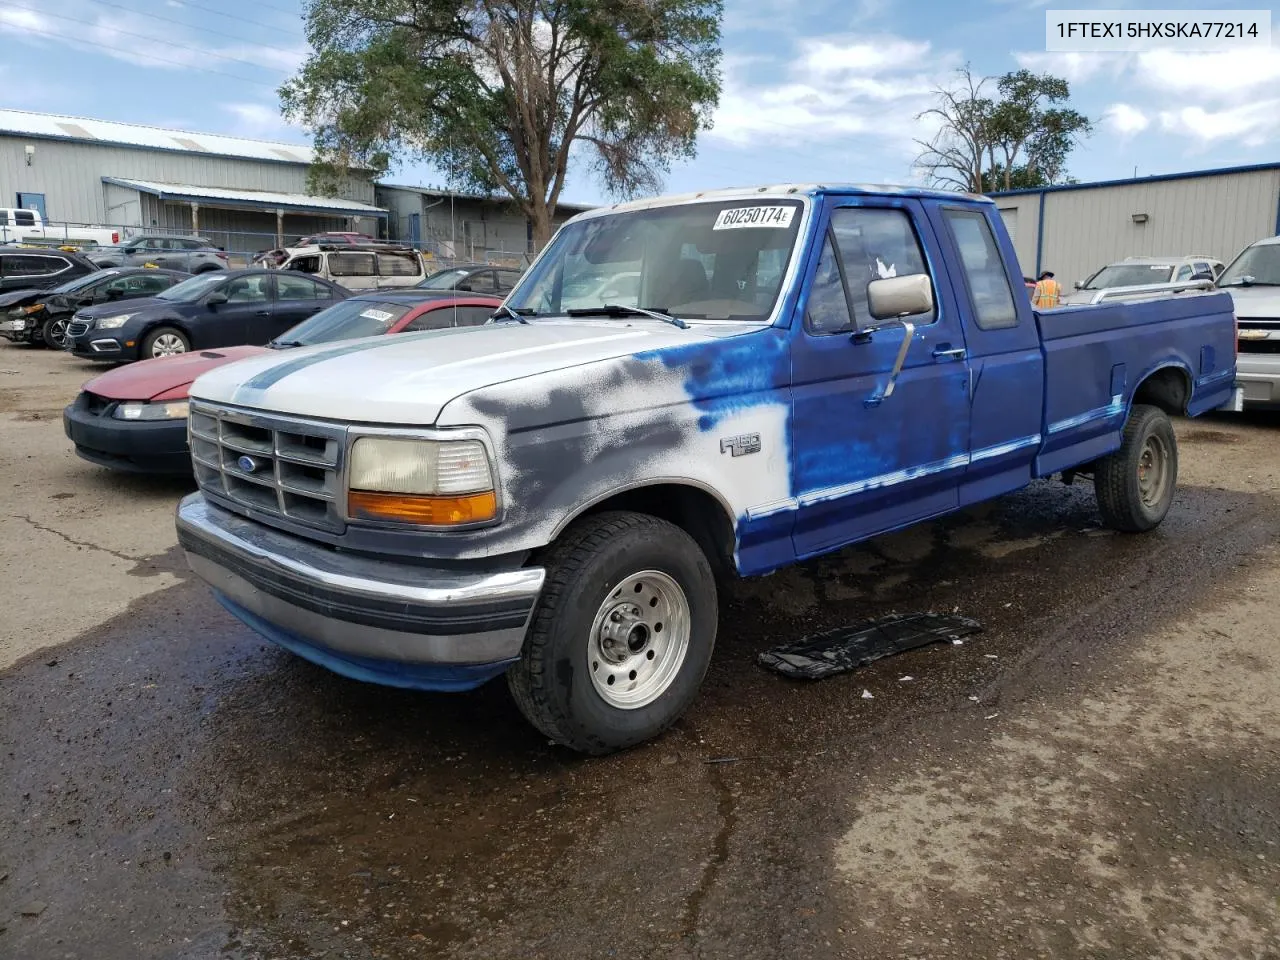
[1033,290,1237,477]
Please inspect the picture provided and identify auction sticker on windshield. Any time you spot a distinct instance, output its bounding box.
[713,206,796,230]
[359,308,395,322]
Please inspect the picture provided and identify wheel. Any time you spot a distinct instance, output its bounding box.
[1094,403,1178,532]
[141,326,190,359]
[506,511,718,755]
[40,315,72,350]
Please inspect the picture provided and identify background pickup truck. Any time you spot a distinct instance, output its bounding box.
[0,207,120,248]
[176,183,1239,755]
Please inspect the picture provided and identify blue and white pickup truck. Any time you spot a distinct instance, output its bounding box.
[176,183,1239,754]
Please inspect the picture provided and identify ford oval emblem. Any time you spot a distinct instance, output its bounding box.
[237,455,259,473]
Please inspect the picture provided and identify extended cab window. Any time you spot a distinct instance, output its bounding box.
[944,209,1018,330]
[377,252,420,277]
[805,207,936,335]
[329,253,376,277]
[14,210,36,226]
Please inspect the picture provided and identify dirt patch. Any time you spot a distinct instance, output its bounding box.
[1182,429,1242,444]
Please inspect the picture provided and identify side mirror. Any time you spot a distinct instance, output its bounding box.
[866,273,933,322]
[457,282,473,292]
[104,287,124,300]
[1074,280,1084,290]
[1190,271,1213,283]
[205,291,228,307]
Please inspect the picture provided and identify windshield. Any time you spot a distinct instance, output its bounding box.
[1084,264,1174,289]
[1218,244,1280,286]
[508,199,805,321]
[418,268,469,290]
[158,272,227,302]
[274,298,413,346]
[52,271,115,294]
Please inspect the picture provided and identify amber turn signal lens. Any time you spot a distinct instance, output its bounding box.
[347,489,497,525]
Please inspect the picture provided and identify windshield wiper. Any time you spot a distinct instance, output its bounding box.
[492,303,533,324]
[269,339,306,349]
[565,303,688,330]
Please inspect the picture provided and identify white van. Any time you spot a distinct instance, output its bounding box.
[277,243,426,290]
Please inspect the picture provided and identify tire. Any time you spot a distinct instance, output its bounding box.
[40,315,72,351]
[506,511,719,755]
[194,264,222,274]
[1094,403,1178,533]
[141,326,190,359]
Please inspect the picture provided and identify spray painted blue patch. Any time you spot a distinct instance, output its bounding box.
[636,328,791,432]
[216,594,514,692]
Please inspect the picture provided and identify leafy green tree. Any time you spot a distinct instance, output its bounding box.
[914,65,1091,194]
[282,0,723,250]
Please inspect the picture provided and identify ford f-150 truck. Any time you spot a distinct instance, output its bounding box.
[176,183,1239,755]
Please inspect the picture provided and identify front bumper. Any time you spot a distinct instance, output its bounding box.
[1236,354,1280,406]
[0,316,36,342]
[176,494,545,690]
[63,394,191,474]
[70,336,132,360]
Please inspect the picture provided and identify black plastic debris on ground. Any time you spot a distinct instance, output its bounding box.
[757,613,983,681]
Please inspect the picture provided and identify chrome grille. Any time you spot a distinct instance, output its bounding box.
[67,318,93,338]
[189,401,346,533]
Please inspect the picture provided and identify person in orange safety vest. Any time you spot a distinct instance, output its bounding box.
[1032,270,1062,309]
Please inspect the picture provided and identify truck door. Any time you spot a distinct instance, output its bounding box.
[790,197,972,559]
[931,204,1045,505]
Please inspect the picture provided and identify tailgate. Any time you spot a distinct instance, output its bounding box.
[1034,291,1236,476]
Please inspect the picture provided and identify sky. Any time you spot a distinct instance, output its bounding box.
[2,0,1279,208]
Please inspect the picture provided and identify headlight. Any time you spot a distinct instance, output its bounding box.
[347,437,496,526]
[96,313,136,329]
[112,400,189,421]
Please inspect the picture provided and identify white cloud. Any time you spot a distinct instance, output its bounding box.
[0,1,304,77]
[709,35,959,153]
[222,103,299,140]
[1133,48,1280,98]
[1158,103,1280,148]
[1103,103,1149,136]
[0,8,48,33]
[1013,51,1127,85]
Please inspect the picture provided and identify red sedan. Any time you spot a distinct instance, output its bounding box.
[63,291,503,475]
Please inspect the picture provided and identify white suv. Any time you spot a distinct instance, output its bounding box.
[1063,255,1224,305]
[277,243,426,290]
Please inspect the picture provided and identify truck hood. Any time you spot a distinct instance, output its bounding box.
[190,319,756,424]
[85,345,269,401]
[1223,284,1280,319]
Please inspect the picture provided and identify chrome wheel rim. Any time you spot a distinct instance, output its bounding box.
[1137,433,1170,507]
[48,318,70,349]
[151,333,186,357]
[587,570,691,710]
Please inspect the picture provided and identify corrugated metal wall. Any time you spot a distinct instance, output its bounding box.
[1040,170,1280,287]
[994,194,1041,280]
[991,169,1280,289]
[0,136,374,224]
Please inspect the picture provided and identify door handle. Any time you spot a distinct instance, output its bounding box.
[933,346,966,361]
[254,309,270,316]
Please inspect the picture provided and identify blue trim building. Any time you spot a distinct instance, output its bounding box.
[988,162,1280,285]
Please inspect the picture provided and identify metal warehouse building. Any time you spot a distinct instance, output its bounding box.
[0,109,386,257]
[377,184,593,264]
[991,162,1280,289]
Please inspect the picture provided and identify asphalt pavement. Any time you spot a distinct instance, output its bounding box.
[3,341,1280,959]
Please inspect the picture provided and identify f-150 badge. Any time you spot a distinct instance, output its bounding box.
[720,433,761,457]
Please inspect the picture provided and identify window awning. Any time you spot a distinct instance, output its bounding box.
[101,177,388,218]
